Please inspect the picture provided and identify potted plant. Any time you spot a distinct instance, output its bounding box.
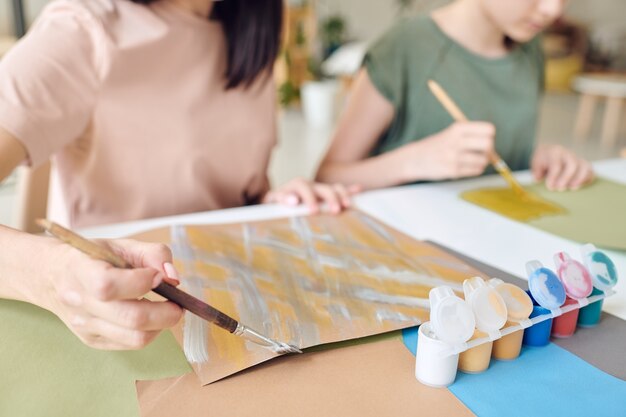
[300,57,339,128]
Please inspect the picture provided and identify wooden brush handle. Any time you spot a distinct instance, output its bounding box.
[153,282,238,333]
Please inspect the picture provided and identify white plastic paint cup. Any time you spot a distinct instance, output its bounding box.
[415,322,460,388]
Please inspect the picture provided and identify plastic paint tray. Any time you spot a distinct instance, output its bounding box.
[437,289,616,358]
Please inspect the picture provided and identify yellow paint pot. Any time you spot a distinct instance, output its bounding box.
[458,277,509,373]
[492,321,524,360]
[488,278,534,361]
[458,329,492,373]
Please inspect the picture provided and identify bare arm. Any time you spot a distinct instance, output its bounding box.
[0,129,182,349]
[0,126,27,184]
[316,69,497,190]
[0,221,184,349]
[316,69,407,190]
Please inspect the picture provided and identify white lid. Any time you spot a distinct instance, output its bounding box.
[554,252,593,299]
[526,260,566,310]
[488,278,533,321]
[429,286,475,344]
[581,244,619,291]
[463,277,507,332]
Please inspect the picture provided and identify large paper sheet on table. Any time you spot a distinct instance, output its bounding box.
[0,300,190,417]
[156,210,486,385]
[137,334,476,417]
[461,178,626,251]
[403,329,626,417]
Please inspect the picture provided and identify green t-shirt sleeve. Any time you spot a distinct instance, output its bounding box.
[362,24,408,109]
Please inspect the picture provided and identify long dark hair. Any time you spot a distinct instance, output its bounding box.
[130,0,283,89]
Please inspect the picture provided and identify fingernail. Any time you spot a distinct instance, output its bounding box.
[62,291,82,307]
[152,272,164,289]
[286,194,299,206]
[163,277,180,286]
[163,262,180,280]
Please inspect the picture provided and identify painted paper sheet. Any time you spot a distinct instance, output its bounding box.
[168,210,486,384]
[461,178,626,251]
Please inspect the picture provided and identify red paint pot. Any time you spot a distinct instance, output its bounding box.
[551,297,580,338]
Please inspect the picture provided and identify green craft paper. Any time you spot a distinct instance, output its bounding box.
[462,178,626,251]
[0,299,191,417]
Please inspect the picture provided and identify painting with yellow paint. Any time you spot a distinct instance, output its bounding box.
[166,211,486,385]
[460,178,626,251]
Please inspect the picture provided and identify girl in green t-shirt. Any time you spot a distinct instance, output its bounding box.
[317,0,593,191]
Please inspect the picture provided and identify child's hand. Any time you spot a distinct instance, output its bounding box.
[531,144,594,191]
[403,122,495,181]
[38,239,183,350]
[263,177,361,214]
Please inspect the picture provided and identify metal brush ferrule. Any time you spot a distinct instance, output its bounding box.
[234,323,275,348]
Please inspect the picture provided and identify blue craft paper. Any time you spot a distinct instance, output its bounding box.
[402,327,626,417]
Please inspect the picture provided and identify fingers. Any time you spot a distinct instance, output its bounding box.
[453,122,496,154]
[50,239,186,351]
[314,184,342,213]
[333,184,352,208]
[434,122,495,180]
[570,160,594,190]
[266,178,361,213]
[162,262,181,286]
[457,121,496,137]
[543,152,564,190]
[83,264,162,301]
[554,154,579,191]
[463,136,495,155]
[535,145,594,191]
[104,240,173,271]
[74,317,162,350]
[261,190,279,204]
[288,179,319,212]
[83,298,183,331]
[457,152,490,177]
[554,156,594,191]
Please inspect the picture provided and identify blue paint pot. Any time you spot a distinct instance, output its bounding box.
[523,305,553,347]
[577,287,604,328]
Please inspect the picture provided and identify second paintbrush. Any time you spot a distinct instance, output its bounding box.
[427,79,527,196]
[36,219,301,355]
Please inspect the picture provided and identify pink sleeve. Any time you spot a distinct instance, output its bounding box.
[0,2,107,167]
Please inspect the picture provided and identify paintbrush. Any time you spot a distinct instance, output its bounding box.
[36,219,301,355]
[427,79,528,196]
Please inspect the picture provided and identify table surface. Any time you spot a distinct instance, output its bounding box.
[83,158,626,321]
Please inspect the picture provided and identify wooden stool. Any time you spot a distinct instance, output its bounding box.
[573,73,626,148]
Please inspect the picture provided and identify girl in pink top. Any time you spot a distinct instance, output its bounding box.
[0,0,357,350]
